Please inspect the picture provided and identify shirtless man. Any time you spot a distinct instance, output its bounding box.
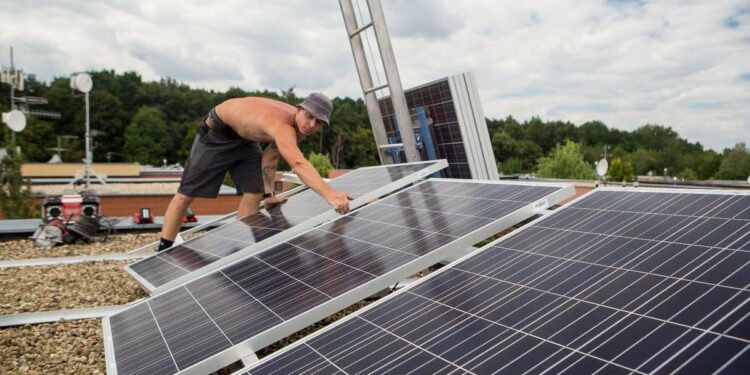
[157,93,350,251]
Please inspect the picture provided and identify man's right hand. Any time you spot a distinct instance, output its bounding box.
[326,191,353,214]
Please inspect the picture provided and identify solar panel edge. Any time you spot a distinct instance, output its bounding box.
[355,159,446,171]
[102,315,118,375]
[146,160,449,296]
[465,72,500,181]
[446,75,479,179]
[232,183,577,374]
[599,186,750,197]
[127,160,449,295]
[429,177,575,192]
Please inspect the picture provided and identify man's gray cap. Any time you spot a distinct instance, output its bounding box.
[298,92,333,125]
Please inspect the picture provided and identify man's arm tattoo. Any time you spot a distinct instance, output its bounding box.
[263,165,277,187]
[263,144,280,187]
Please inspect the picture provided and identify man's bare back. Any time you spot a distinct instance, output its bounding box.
[214,97,297,143]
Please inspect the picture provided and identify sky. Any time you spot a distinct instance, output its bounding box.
[0,0,748,152]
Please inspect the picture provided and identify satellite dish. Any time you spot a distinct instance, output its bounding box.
[2,109,26,132]
[70,73,93,93]
[596,158,609,177]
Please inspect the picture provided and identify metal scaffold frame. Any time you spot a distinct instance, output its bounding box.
[340,0,420,164]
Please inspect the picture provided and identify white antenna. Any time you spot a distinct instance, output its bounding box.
[70,73,92,93]
[2,109,26,132]
[596,158,608,178]
[70,72,101,189]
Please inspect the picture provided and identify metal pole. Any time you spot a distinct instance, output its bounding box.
[9,47,14,110]
[9,47,16,145]
[85,92,91,188]
[368,0,419,162]
[339,0,390,164]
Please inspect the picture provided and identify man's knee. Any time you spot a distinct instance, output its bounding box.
[240,193,262,206]
[171,193,195,209]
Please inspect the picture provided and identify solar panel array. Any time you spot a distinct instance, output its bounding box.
[126,161,446,293]
[104,180,574,375]
[241,189,750,375]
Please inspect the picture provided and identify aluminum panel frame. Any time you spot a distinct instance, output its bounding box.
[465,72,499,180]
[448,75,481,180]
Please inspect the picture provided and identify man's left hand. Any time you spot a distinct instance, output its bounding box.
[264,195,288,207]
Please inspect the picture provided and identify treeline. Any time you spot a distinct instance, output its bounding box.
[1,70,748,180]
[488,117,748,180]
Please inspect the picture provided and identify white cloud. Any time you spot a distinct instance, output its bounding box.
[1,0,748,151]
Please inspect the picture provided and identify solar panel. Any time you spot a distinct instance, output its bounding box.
[379,73,497,180]
[126,160,448,294]
[239,188,750,375]
[103,179,575,375]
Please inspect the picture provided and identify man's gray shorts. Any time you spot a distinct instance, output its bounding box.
[178,123,263,198]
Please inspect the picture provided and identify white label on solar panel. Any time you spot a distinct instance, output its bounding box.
[532,198,550,213]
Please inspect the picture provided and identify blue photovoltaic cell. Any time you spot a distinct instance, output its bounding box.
[106,180,570,375]
[242,189,750,375]
[127,162,443,289]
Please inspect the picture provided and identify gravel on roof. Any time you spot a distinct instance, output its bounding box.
[0,260,148,315]
[1,318,105,374]
[0,233,160,261]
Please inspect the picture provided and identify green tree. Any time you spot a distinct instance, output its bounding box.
[487,115,523,139]
[123,106,170,165]
[308,152,333,178]
[577,120,610,146]
[0,146,37,218]
[344,127,379,168]
[677,168,698,181]
[631,124,680,151]
[626,148,659,176]
[326,97,377,168]
[491,131,518,162]
[491,130,542,173]
[536,141,596,180]
[16,118,55,162]
[698,150,722,180]
[498,157,524,175]
[608,158,634,182]
[89,90,126,162]
[178,121,201,164]
[715,143,750,180]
